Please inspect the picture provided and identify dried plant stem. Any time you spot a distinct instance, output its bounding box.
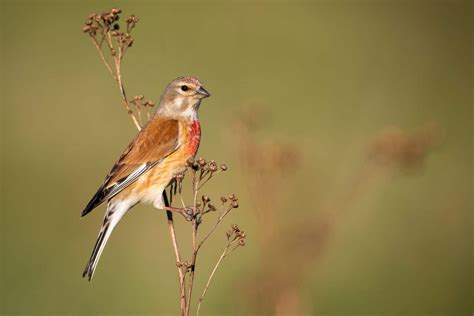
[195,249,225,316]
[90,37,116,79]
[184,172,200,315]
[114,60,141,130]
[88,30,141,130]
[163,192,187,315]
[198,206,233,251]
[185,224,198,316]
[196,240,241,316]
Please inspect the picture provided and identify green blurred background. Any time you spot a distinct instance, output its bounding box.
[1,1,472,315]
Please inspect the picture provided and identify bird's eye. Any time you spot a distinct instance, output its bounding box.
[181,85,189,91]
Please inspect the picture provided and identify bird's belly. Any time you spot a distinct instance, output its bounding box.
[126,155,188,209]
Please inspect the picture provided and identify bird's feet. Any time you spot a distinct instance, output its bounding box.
[164,206,199,221]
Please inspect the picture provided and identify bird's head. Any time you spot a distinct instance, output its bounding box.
[157,76,210,119]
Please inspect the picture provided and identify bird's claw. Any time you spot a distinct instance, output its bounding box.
[164,206,197,221]
[182,207,194,221]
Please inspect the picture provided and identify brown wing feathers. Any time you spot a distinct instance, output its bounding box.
[81,118,180,217]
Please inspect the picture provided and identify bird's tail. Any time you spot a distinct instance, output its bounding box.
[83,202,129,281]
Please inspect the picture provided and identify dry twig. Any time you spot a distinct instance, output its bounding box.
[83,9,147,130]
[196,224,246,316]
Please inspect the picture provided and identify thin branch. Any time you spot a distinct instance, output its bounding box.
[196,246,227,316]
[86,15,141,131]
[163,191,187,315]
[90,36,116,79]
[184,170,200,315]
[196,239,243,316]
[113,45,141,130]
[197,205,233,251]
[105,31,115,54]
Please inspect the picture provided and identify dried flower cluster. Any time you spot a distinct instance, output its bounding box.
[130,95,156,125]
[82,9,246,316]
[83,8,144,130]
[226,224,246,247]
[82,8,138,49]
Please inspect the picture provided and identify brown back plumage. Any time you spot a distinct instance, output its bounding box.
[81,117,180,216]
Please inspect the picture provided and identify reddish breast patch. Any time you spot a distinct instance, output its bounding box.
[186,120,201,156]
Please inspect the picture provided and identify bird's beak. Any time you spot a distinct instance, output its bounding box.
[197,86,210,98]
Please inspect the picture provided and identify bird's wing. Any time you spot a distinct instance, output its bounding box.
[81,117,181,216]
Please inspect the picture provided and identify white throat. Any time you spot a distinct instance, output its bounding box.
[181,106,198,120]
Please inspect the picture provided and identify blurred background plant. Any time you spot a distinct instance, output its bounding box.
[1,1,472,316]
[234,107,442,315]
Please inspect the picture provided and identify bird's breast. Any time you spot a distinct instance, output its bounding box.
[185,119,201,157]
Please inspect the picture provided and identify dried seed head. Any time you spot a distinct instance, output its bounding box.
[220,196,228,203]
[202,195,210,203]
[126,15,139,24]
[208,160,218,172]
[239,239,246,246]
[103,13,113,22]
[147,101,155,107]
[228,193,237,201]
[82,26,91,33]
[220,164,228,171]
[208,204,217,212]
[231,201,239,208]
[197,158,206,166]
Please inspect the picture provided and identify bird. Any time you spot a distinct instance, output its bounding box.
[81,76,210,281]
